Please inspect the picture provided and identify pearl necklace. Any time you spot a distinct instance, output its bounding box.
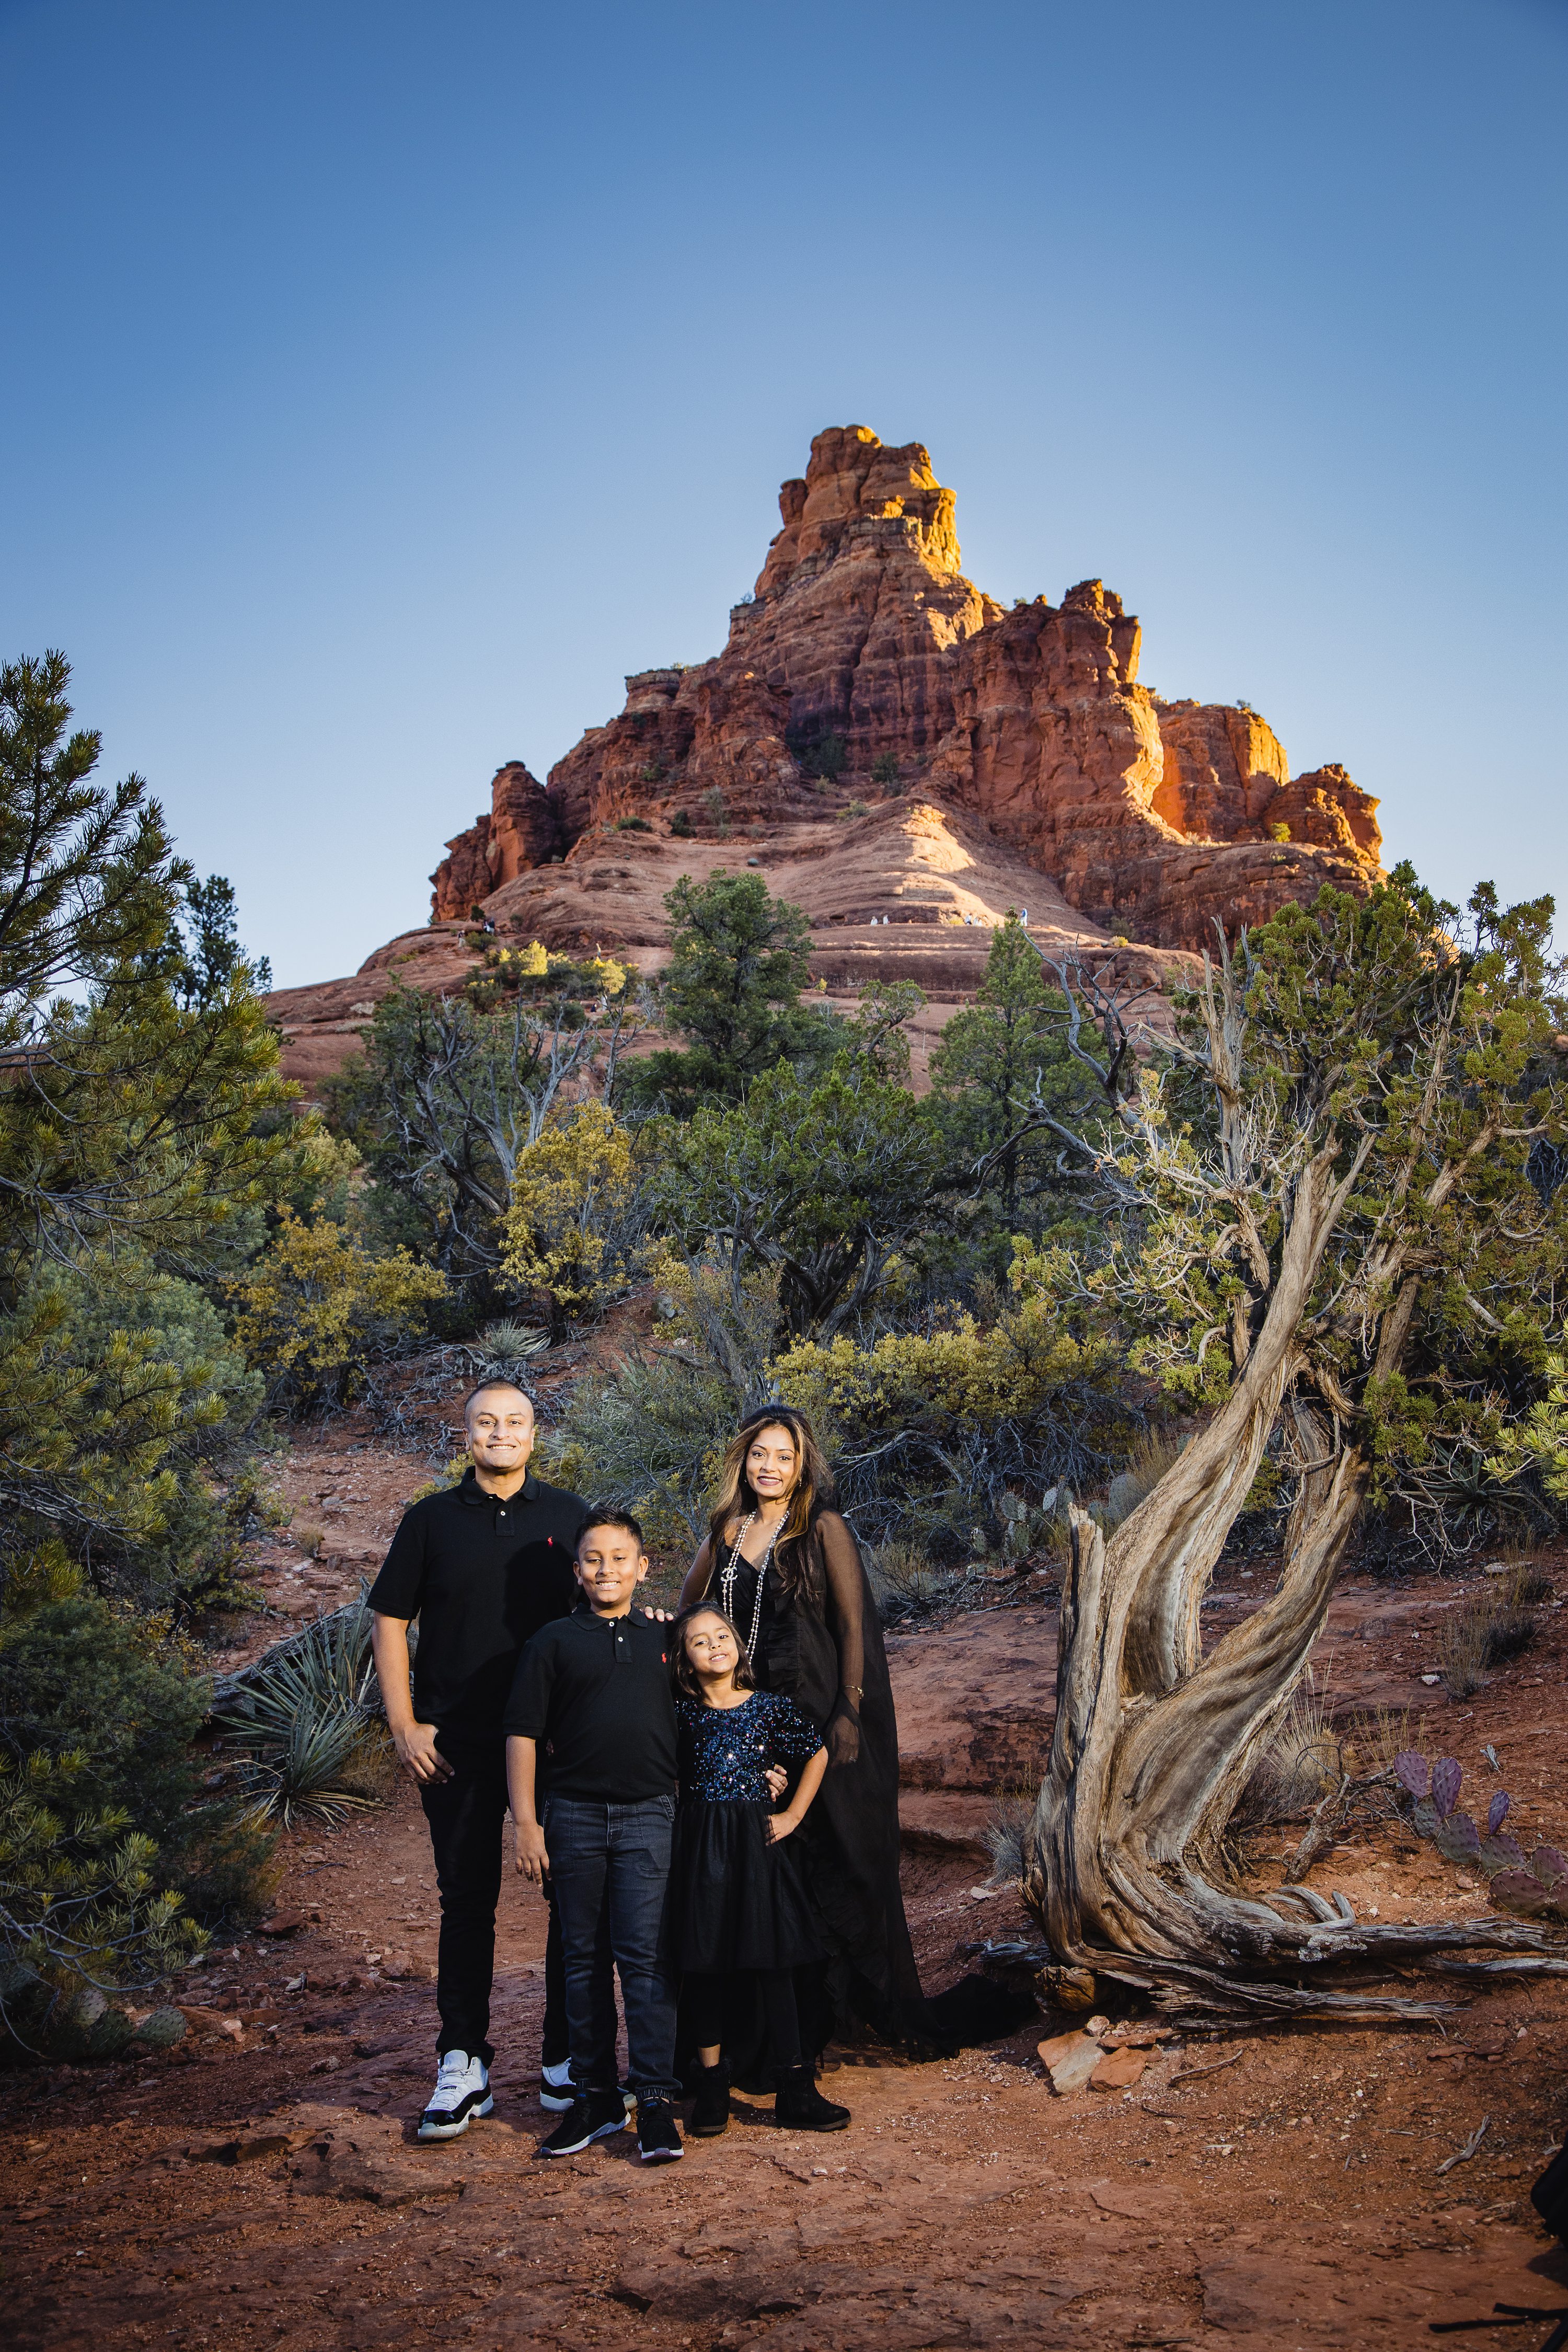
[719,1510,780,1664]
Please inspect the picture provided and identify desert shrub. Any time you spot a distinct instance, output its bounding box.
[0,1556,276,1929]
[770,1262,1129,1552]
[476,1317,550,1369]
[228,1211,447,1412]
[670,809,694,838]
[701,786,730,835]
[500,1103,641,1334]
[787,724,847,782]
[539,1350,735,1560]
[871,752,900,787]
[1,1747,205,2055]
[1,1253,277,1615]
[616,815,652,833]
[327,979,641,1304]
[215,1599,394,1827]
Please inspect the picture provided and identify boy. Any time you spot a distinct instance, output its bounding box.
[505,1510,683,2163]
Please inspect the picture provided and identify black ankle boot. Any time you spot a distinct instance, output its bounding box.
[689,2059,731,2137]
[771,2063,849,2131]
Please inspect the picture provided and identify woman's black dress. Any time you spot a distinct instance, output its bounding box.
[713,1512,926,2044]
[671,1691,824,1973]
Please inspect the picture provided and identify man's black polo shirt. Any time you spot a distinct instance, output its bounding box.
[504,1604,677,1804]
[367,1469,585,1736]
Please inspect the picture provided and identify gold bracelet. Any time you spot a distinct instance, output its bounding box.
[843,1684,863,1701]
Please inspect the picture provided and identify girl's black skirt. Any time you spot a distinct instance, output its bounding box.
[672,1798,824,1974]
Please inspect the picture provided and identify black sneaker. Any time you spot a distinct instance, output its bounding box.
[636,2097,684,2163]
[536,2089,629,2158]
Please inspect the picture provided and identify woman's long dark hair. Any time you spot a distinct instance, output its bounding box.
[670,1602,758,1700]
[704,1406,836,1607]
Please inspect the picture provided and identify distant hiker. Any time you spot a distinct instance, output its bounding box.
[368,1379,591,2140]
[506,1511,686,2164]
[670,1601,849,2138]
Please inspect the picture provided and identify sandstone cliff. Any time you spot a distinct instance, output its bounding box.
[429,425,1381,952]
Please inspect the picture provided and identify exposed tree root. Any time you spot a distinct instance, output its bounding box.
[971,1917,1568,2024]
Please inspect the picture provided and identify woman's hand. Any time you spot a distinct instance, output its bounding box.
[766,1808,802,1845]
[826,1713,861,1767]
[763,1765,788,1802]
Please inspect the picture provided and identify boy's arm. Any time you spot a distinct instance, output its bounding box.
[506,1736,550,1883]
[766,1745,827,1844]
[369,1613,452,1784]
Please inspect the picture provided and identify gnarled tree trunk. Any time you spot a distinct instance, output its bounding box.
[1023,1148,1566,2018]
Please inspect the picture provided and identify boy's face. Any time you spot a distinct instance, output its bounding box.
[575,1524,650,1615]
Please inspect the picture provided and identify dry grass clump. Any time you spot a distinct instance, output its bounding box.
[1236,1667,1343,1826]
[1344,1703,1416,1779]
[292,1519,326,1560]
[867,1539,954,1616]
[1438,1568,1543,1699]
[983,1790,1037,1886]
[1102,1427,1187,1531]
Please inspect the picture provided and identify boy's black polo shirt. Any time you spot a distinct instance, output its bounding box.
[367,1469,585,1736]
[504,1604,677,1804]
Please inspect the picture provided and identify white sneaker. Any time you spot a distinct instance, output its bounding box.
[540,2059,574,2113]
[418,2049,492,2140]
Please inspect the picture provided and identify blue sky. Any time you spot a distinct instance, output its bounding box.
[2,0,1563,988]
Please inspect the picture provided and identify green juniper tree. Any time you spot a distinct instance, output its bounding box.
[627,869,831,1113]
[929,915,1107,1225]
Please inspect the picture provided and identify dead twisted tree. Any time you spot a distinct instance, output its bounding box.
[1016,872,1568,2019]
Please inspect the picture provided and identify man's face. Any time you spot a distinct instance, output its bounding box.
[574,1525,650,1613]
[466,1385,535,1472]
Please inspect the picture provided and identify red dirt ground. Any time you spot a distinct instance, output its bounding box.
[5,1416,1567,2351]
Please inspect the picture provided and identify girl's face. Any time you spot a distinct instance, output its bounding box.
[684,1611,740,1687]
[746,1424,799,1505]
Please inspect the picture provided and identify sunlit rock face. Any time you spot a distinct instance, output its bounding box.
[428,422,1381,949]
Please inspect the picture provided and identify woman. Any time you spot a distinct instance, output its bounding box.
[679,1406,926,2056]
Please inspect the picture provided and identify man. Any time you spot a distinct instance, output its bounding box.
[368,1379,587,2140]
[506,1511,684,2164]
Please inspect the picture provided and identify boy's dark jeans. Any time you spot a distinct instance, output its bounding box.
[544,1792,679,2103]
[420,1735,568,2065]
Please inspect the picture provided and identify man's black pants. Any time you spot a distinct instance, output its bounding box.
[421,1734,567,2066]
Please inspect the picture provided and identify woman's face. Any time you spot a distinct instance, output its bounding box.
[746,1424,799,1504]
[684,1610,740,1684]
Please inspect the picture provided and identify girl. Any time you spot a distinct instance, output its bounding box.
[671,1603,850,2136]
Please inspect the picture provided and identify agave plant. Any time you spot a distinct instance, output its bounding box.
[1394,1750,1568,1921]
[216,1597,391,1828]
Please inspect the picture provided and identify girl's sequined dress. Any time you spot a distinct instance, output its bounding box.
[672,1691,825,1974]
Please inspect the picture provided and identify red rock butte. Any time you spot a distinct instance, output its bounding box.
[268,426,1381,1086]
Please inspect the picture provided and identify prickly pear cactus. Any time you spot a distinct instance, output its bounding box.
[1395,1751,1568,1922]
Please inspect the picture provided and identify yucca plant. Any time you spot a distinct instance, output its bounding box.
[216,1597,392,1827]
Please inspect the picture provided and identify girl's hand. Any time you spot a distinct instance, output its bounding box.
[763,1765,788,1802]
[766,1809,800,1845]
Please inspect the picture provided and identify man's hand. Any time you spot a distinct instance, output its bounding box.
[514,1816,550,1885]
[392,1721,453,1785]
[826,1714,861,1767]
